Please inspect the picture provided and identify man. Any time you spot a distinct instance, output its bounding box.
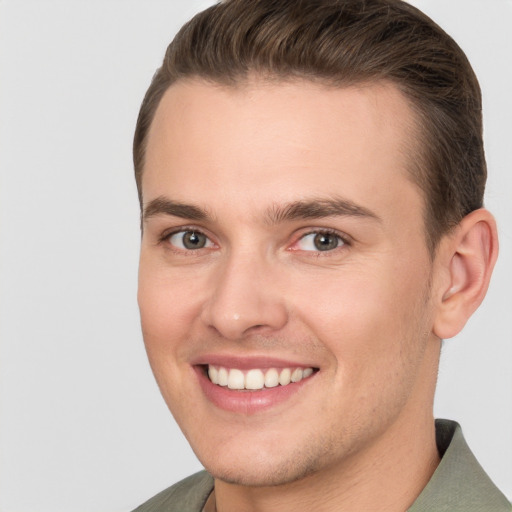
[132,0,510,510]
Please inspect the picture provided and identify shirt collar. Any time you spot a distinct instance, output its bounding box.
[408,419,510,511]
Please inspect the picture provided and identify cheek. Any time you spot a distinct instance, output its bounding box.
[290,262,430,375]
[137,261,203,407]
[137,257,206,348]
[294,268,394,334]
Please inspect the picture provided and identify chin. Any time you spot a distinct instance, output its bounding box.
[204,461,313,487]
[197,436,335,488]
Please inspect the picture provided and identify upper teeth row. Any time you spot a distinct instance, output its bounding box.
[208,365,314,390]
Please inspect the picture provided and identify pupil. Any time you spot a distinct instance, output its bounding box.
[314,233,338,251]
[183,231,206,249]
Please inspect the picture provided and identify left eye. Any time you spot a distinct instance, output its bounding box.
[168,230,214,250]
[295,232,345,252]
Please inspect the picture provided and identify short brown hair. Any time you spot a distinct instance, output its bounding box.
[133,0,486,254]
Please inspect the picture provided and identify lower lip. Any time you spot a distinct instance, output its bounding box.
[195,366,314,414]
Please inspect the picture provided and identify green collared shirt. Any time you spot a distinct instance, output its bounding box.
[133,420,511,512]
[409,420,510,511]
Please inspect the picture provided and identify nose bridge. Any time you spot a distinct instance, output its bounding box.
[200,246,288,340]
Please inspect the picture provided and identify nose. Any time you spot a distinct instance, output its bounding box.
[200,251,289,340]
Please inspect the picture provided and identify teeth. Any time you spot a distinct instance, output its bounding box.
[218,367,228,386]
[264,368,279,388]
[291,368,303,382]
[245,369,265,390]
[208,366,218,384]
[227,369,245,390]
[279,368,291,386]
[303,367,313,378]
[207,365,315,390]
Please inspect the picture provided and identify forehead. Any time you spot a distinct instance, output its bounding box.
[143,78,422,224]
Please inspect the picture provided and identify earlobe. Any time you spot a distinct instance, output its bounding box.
[433,209,498,339]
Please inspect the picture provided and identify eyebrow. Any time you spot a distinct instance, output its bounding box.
[265,197,381,224]
[143,196,212,222]
[142,195,381,224]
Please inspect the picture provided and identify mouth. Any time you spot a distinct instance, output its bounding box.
[194,360,319,414]
[205,365,315,390]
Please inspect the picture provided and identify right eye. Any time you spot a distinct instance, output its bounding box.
[167,230,214,250]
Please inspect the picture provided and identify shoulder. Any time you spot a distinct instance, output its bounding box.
[132,471,214,512]
[409,420,511,511]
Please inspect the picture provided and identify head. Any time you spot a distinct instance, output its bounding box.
[135,0,498,493]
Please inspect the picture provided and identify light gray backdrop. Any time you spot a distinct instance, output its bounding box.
[0,1,510,511]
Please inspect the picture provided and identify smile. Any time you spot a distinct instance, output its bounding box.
[195,361,319,414]
[207,365,315,390]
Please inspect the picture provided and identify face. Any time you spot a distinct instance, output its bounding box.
[138,79,441,486]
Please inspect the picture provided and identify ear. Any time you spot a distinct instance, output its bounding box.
[433,209,499,340]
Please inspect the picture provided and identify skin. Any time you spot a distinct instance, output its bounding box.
[138,78,498,511]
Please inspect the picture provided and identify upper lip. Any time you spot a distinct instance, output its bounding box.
[190,354,319,370]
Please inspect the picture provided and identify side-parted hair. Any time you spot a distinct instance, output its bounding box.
[133,0,486,254]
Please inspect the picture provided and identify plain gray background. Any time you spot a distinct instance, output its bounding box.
[0,1,510,510]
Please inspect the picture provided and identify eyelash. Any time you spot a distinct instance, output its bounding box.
[158,227,351,254]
